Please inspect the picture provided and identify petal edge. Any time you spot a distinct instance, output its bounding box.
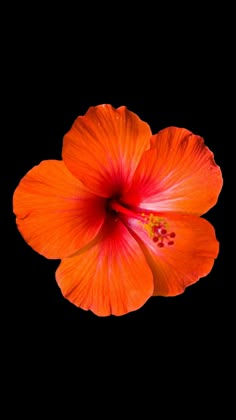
[13,160,105,259]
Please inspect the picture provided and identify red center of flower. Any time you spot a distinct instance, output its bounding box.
[109,199,176,248]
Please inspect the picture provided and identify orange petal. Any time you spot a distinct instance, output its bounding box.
[56,218,153,316]
[123,127,223,215]
[13,160,105,259]
[126,212,219,296]
[62,104,152,197]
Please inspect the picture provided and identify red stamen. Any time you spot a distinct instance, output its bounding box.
[160,228,167,235]
[151,220,176,248]
[109,200,176,249]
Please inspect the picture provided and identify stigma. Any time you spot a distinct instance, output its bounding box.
[141,213,176,248]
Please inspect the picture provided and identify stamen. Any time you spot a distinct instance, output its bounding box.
[141,213,176,248]
[109,200,176,248]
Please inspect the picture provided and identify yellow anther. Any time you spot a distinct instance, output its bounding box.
[143,214,167,238]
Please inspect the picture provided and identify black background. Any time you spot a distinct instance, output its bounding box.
[3,6,233,406]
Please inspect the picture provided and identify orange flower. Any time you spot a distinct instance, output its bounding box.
[13,105,223,316]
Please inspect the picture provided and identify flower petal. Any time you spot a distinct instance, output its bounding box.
[62,104,152,197]
[126,212,219,296]
[13,160,105,259]
[56,218,153,316]
[123,127,223,215]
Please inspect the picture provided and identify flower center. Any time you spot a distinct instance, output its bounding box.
[109,199,176,248]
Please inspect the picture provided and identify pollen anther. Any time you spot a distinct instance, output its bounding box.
[142,213,176,248]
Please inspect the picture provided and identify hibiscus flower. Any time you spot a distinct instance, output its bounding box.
[13,104,223,316]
